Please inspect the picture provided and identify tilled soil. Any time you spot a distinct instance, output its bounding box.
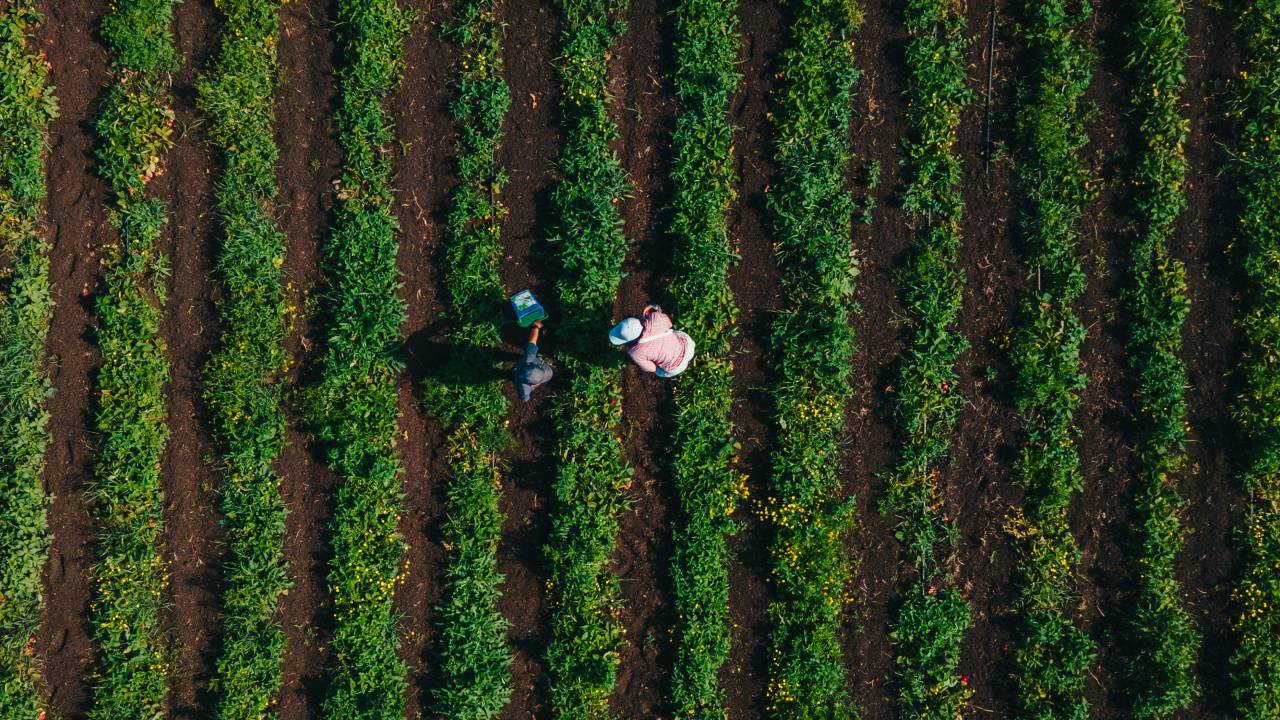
[33,1,1249,718]
[722,0,784,715]
[493,0,560,716]
[273,1,342,716]
[36,1,110,715]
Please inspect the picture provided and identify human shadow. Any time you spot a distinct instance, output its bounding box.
[402,324,525,389]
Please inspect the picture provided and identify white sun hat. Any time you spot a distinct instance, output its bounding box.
[609,316,643,345]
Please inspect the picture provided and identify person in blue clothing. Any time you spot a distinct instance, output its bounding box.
[513,320,552,402]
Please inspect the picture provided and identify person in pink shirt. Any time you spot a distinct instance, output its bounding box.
[609,304,697,377]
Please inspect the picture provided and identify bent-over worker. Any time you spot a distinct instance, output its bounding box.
[513,320,552,402]
[609,305,696,378]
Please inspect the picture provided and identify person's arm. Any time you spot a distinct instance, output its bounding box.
[523,321,544,363]
[643,309,673,334]
[629,348,657,373]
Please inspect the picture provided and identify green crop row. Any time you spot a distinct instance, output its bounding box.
[1005,2,1097,719]
[0,6,56,718]
[665,0,742,717]
[195,1,292,717]
[420,0,514,717]
[1118,0,1200,717]
[763,0,861,717]
[542,0,633,717]
[879,2,972,718]
[300,1,415,717]
[1229,2,1280,718]
[88,0,181,717]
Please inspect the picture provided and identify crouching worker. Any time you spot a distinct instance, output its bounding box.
[609,305,696,378]
[513,320,553,402]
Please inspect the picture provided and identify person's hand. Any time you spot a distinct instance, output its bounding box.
[533,320,543,329]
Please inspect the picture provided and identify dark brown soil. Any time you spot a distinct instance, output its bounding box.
[949,1,1023,716]
[1176,2,1247,716]
[721,1,783,715]
[29,0,1254,718]
[273,1,342,716]
[844,0,913,716]
[389,1,456,717]
[492,0,560,716]
[1074,2,1145,714]
[36,2,110,716]
[609,0,681,715]
[161,2,225,715]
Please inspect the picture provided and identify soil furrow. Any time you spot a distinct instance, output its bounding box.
[610,0,680,714]
[273,1,343,716]
[721,1,783,716]
[163,2,223,715]
[493,1,561,717]
[845,0,913,715]
[1072,2,1139,715]
[1177,3,1246,717]
[390,1,457,716]
[36,2,110,715]
[950,1,1023,716]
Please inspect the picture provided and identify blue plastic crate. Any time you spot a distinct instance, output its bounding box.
[510,289,547,327]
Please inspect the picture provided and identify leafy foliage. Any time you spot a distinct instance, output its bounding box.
[301,1,415,717]
[665,0,743,717]
[541,0,634,717]
[196,1,292,717]
[1005,2,1097,718]
[879,2,972,718]
[763,0,862,717]
[1118,0,1200,716]
[0,6,56,718]
[1229,2,1280,718]
[421,0,514,717]
[88,1,180,717]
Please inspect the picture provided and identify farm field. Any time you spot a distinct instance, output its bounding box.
[1,0,1271,718]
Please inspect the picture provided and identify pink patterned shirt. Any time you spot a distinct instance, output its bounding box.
[627,310,689,373]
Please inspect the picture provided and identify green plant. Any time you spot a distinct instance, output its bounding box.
[879,2,973,718]
[422,0,515,717]
[1117,0,1201,716]
[1229,2,1280,718]
[665,0,743,717]
[541,0,634,717]
[0,6,56,717]
[301,1,416,717]
[763,0,862,717]
[1005,2,1097,718]
[196,1,293,717]
[858,159,880,225]
[87,1,181,717]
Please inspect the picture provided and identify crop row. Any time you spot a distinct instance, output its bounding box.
[1118,0,1200,717]
[1229,2,1280,718]
[1005,1,1097,718]
[87,0,181,716]
[195,1,292,718]
[763,0,861,716]
[420,0,514,717]
[665,0,742,718]
[0,6,56,718]
[300,1,415,717]
[879,1,972,718]
[542,0,634,716]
